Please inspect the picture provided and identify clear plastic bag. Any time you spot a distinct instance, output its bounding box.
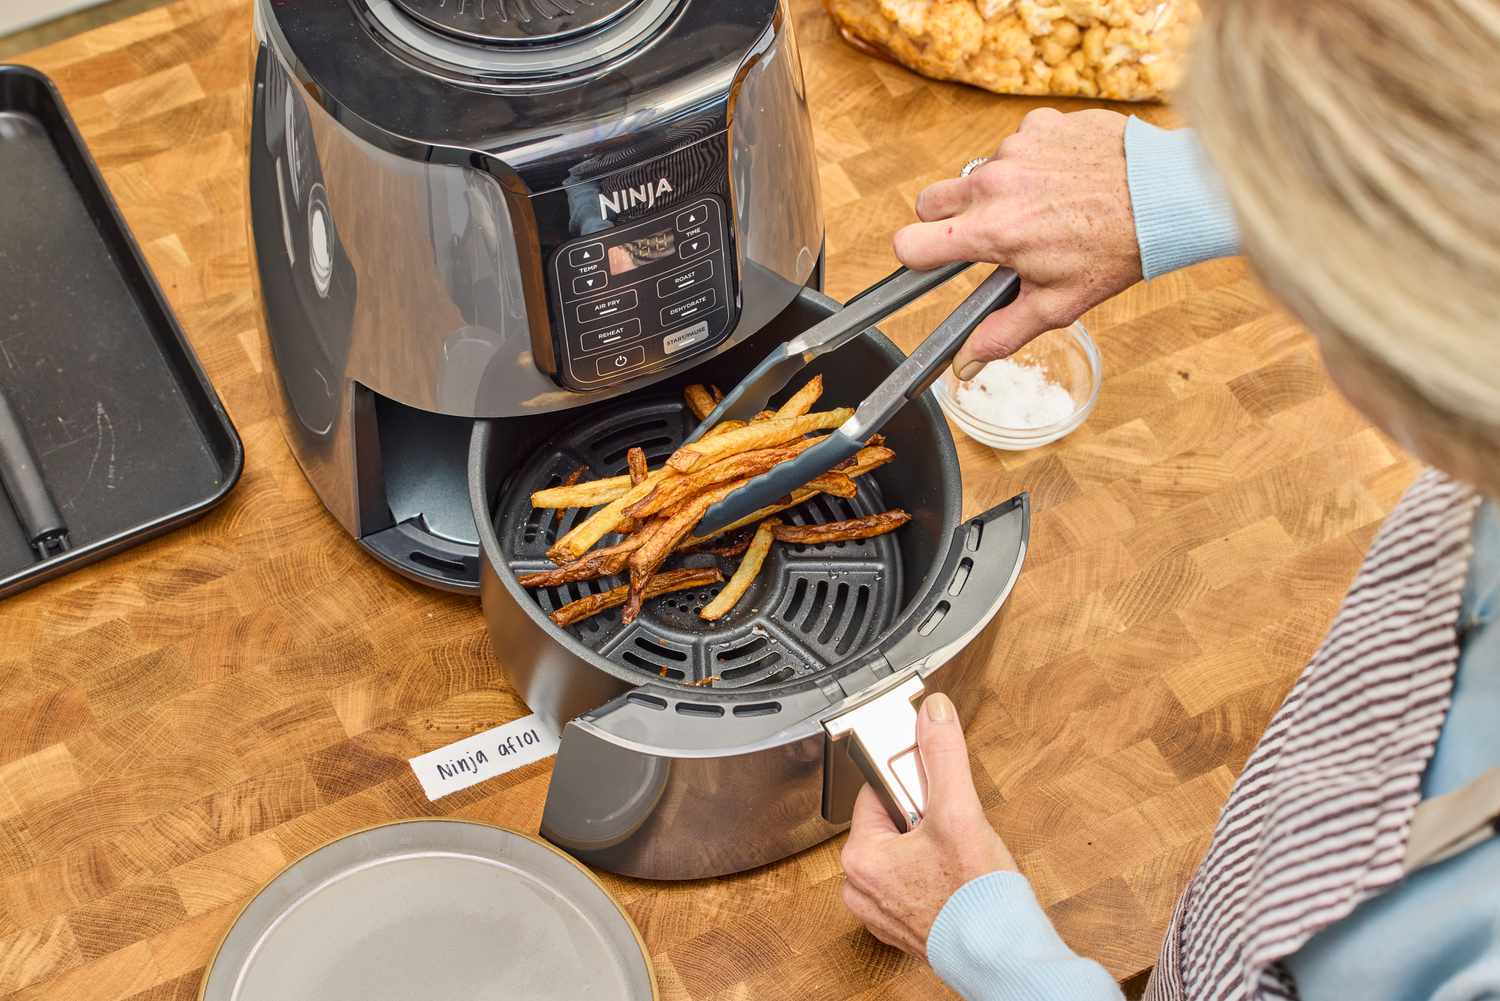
[823,0,1198,103]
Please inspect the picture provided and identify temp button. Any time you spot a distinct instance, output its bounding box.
[595,345,647,377]
[572,272,608,296]
[569,242,604,267]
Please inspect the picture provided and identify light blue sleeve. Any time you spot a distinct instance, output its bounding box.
[1123,117,1241,280]
[926,871,1124,1001]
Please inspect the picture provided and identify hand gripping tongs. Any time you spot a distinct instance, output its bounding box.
[687,262,1022,538]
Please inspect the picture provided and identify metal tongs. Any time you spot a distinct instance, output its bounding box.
[688,262,1021,537]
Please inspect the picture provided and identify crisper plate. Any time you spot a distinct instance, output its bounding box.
[201,820,657,1001]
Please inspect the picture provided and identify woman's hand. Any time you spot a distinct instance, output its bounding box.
[894,108,1143,380]
[840,693,1017,958]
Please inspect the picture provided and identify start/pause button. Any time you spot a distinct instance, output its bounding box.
[595,344,646,378]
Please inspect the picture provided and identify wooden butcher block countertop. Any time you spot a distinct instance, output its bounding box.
[0,1,1419,998]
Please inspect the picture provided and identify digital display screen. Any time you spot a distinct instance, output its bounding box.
[608,229,677,274]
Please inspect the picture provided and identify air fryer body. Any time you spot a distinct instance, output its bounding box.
[246,0,823,588]
[470,292,1031,879]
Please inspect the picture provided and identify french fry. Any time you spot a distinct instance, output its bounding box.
[519,520,668,587]
[532,474,631,509]
[616,447,650,533]
[771,510,911,545]
[666,409,853,473]
[550,568,723,628]
[626,443,809,520]
[704,419,747,438]
[699,519,780,621]
[626,448,648,485]
[680,446,895,546]
[549,468,676,562]
[625,480,747,621]
[804,471,857,498]
[518,551,629,588]
[551,466,587,524]
[751,410,776,422]
[772,374,823,420]
[678,532,753,558]
[684,384,716,421]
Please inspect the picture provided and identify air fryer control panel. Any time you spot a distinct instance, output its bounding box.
[550,196,733,389]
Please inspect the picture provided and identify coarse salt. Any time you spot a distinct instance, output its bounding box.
[954,359,1076,428]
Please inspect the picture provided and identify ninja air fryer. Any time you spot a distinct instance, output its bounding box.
[247,0,1030,879]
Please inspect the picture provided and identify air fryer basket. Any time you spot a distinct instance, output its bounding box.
[496,396,905,689]
[475,289,962,709]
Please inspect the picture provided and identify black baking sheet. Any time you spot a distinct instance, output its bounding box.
[0,65,242,599]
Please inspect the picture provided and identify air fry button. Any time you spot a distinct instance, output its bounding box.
[576,289,637,326]
[595,345,646,377]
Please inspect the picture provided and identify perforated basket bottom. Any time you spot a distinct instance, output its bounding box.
[495,395,902,690]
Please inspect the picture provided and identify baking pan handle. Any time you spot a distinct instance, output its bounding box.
[823,674,929,831]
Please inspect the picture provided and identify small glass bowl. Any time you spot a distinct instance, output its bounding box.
[932,322,1101,450]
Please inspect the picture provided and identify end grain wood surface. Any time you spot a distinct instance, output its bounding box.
[0,2,1419,998]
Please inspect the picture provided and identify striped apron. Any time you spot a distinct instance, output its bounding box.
[1145,469,1497,1001]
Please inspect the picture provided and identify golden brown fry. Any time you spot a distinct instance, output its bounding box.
[626,447,648,485]
[626,446,797,519]
[704,418,747,438]
[666,409,853,473]
[552,466,587,524]
[550,568,723,628]
[771,510,911,545]
[532,474,631,509]
[772,374,823,420]
[617,447,650,533]
[684,384,716,421]
[804,471,857,498]
[549,467,675,562]
[625,481,746,621]
[751,410,776,422]
[700,519,780,621]
[518,551,629,588]
[680,446,895,546]
[520,521,666,587]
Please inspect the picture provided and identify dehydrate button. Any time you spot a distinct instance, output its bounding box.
[660,287,716,327]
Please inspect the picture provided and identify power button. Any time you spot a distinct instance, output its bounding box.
[595,344,646,377]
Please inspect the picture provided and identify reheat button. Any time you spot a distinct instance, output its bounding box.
[595,345,646,378]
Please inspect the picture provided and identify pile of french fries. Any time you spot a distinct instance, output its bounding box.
[521,376,911,629]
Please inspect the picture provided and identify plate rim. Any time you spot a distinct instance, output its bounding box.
[196,816,659,1001]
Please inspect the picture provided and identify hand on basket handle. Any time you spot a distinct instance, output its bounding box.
[839,693,1018,959]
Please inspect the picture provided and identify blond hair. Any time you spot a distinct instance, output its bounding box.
[1186,0,1500,491]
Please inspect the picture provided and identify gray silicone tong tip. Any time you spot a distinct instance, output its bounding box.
[692,266,1022,539]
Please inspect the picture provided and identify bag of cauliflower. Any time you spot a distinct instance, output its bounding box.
[823,0,1198,102]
